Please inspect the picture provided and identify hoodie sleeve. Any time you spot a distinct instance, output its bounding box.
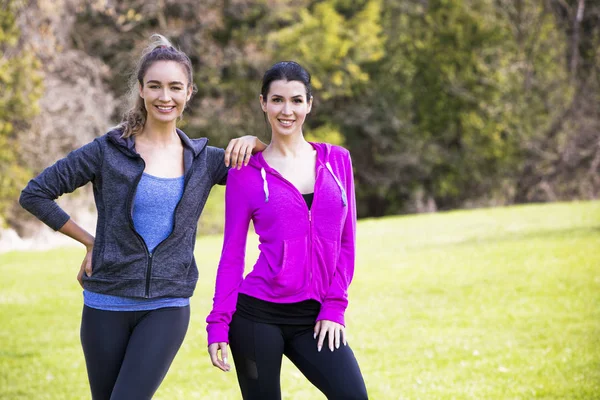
[207,146,230,186]
[19,139,103,231]
[206,168,252,345]
[317,150,357,326]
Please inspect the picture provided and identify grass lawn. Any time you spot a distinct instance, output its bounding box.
[1,201,599,399]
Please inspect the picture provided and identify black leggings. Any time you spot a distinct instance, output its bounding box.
[229,313,368,400]
[80,305,190,400]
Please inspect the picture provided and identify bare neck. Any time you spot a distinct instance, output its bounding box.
[266,133,313,158]
[138,120,180,147]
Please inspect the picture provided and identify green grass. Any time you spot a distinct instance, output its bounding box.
[1,201,599,399]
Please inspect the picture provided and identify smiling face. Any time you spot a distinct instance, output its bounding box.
[260,79,312,138]
[139,60,192,125]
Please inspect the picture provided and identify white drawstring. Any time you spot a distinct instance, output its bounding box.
[325,162,347,207]
[260,168,269,202]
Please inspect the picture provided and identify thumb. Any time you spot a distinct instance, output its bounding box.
[220,343,229,363]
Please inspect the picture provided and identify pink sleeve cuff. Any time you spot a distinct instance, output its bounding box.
[207,323,229,345]
[316,306,346,327]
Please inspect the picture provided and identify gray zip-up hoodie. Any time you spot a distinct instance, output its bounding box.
[19,128,228,298]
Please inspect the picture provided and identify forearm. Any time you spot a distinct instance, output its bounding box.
[58,219,95,249]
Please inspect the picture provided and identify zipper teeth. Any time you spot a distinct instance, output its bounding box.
[128,160,151,297]
[145,253,153,297]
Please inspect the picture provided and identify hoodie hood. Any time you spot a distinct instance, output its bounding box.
[248,142,332,171]
[250,142,346,206]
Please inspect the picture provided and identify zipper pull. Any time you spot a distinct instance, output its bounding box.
[308,210,312,222]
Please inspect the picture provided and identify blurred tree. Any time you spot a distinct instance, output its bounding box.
[267,0,384,100]
[0,0,43,225]
[513,0,600,201]
[395,0,518,211]
[273,0,519,215]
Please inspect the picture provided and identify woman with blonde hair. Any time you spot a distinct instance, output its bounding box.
[20,34,266,399]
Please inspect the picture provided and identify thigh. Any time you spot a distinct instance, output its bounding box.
[229,314,286,400]
[80,306,132,400]
[285,328,368,400]
[110,306,190,400]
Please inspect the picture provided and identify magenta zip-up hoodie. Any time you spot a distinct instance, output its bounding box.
[206,142,356,345]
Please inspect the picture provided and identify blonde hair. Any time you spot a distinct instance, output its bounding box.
[118,34,197,138]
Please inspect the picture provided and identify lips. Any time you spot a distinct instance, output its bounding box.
[278,118,294,127]
[155,105,176,113]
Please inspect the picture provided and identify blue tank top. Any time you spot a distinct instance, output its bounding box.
[84,173,189,311]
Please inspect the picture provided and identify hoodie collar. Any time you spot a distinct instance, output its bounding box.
[250,142,332,171]
[107,127,208,158]
[251,142,346,206]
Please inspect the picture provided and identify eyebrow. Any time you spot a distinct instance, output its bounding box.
[270,94,304,99]
[146,80,185,86]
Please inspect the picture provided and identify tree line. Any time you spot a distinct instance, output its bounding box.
[1,0,598,228]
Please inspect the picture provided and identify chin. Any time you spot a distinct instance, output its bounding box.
[150,114,178,124]
[274,128,299,137]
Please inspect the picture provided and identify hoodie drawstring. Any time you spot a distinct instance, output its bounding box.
[261,168,270,202]
[325,162,348,207]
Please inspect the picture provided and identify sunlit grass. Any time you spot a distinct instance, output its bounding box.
[1,201,599,399]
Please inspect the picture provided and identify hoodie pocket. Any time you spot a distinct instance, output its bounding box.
[271,236,308,296]
[101,238,147,279]
[152,229,195,279]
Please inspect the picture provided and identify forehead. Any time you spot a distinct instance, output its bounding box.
[267,80,306,97]
[143,60,189,83]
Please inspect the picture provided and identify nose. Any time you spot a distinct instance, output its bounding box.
[281,101,292,115]
[159,88,171,102]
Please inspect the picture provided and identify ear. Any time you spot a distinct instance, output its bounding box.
[306,95,313,114]
[259,94,267,112]
[186,85,193,102]
[138,82,144,99]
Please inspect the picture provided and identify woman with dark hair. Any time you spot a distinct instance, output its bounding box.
[19,34,266,399]
[206,61,368,399]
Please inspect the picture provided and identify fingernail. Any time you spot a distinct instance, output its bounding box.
[313,333,317,339]
[318,346,322,352]
[223,357,228,364]
[330,346,333,352]
[336,343,340,349]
